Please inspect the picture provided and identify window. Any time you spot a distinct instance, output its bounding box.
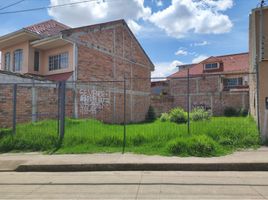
[13,49,23,72]
[4,52,10,71]
[34,51,40,71]
[49,52,68,71]
[204,63,219,70]
[224,77,243,88]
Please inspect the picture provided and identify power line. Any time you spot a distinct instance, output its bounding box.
[0,0,25,11]
[0,0,109,15]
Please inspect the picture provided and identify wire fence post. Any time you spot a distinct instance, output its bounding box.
[122,76,127,154]
[12,83,17,135]
[57,82,60,136]
[59,81,66,140]
[187,69,190,135]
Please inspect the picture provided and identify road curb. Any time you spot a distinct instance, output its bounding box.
[15,163,268,172]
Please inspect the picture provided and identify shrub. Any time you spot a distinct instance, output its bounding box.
[167,135,221,157]
[224,107,238,117]
[169,107,188,124]
[238,108,248,117]
[0,128,12,139]
[145,106,156,122]
[190,107,211,121]
[160,113,170,122]
[167,138,188,156]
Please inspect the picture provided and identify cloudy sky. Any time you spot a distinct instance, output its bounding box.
[0,0,258,77]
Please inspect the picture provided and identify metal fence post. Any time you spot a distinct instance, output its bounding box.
[57,83,60,136]
[122,76,127,154]
[187,69,190,135]
[12,84,17,135]
[31,80,37,123]
[59,81,66,140]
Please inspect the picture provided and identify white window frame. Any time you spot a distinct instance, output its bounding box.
[204,62,219,70]
[13,49,23,72]
[49,52,69,71]
[4,52,11,71]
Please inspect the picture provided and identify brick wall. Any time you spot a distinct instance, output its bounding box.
[0,78,150,128]
[0,21,153,127]
[0,85,14,127]
[63,20,152,123]
[150,95,174,116]
[0,83,60,128]
[151,75,249,116]
[0,72,59,128]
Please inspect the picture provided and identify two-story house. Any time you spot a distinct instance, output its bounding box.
[0,20,73,80]
[0,19,155,124]
[151,53,249,116]
[169,53,249,91]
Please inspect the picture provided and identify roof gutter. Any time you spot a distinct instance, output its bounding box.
[0,28,41,42]
[30,34,62,46]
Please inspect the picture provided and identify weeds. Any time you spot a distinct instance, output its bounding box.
[0,117,260,157]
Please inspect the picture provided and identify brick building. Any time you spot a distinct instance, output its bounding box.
[0,19,154,126]
[151,53,250,116]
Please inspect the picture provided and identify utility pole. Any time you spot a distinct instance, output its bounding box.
[256,0,266,138]
[259,0,265,62]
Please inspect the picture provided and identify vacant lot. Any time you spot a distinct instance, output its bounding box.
[0,117,260,157]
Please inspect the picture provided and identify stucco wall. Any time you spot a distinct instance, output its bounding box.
[258,61,268,139]
[1,41,30,73]
[249,7,268,140]
[1,41,74,77]
[40,43,74,76]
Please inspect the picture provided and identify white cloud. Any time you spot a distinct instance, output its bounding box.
[156,0,163,7]
[192,55,209,63]
[192,41,210,46]
[149,0,233,38]
[201,0,233,11]
[152,60,183,77]
[189,52,199,56]
[175,49,188,56]
[127,20,142,34]
[48,0,151,34]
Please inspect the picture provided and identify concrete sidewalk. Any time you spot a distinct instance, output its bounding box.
[1,147,268,172]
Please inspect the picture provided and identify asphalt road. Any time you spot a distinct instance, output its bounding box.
[0,171,268,199]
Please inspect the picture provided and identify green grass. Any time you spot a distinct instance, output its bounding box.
[0,116,261,157]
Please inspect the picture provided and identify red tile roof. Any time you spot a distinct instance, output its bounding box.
[169,53,249,78]
[25,20,70,37]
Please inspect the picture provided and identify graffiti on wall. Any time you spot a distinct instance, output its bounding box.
[79,89,111,115]
[191,103,211,111]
